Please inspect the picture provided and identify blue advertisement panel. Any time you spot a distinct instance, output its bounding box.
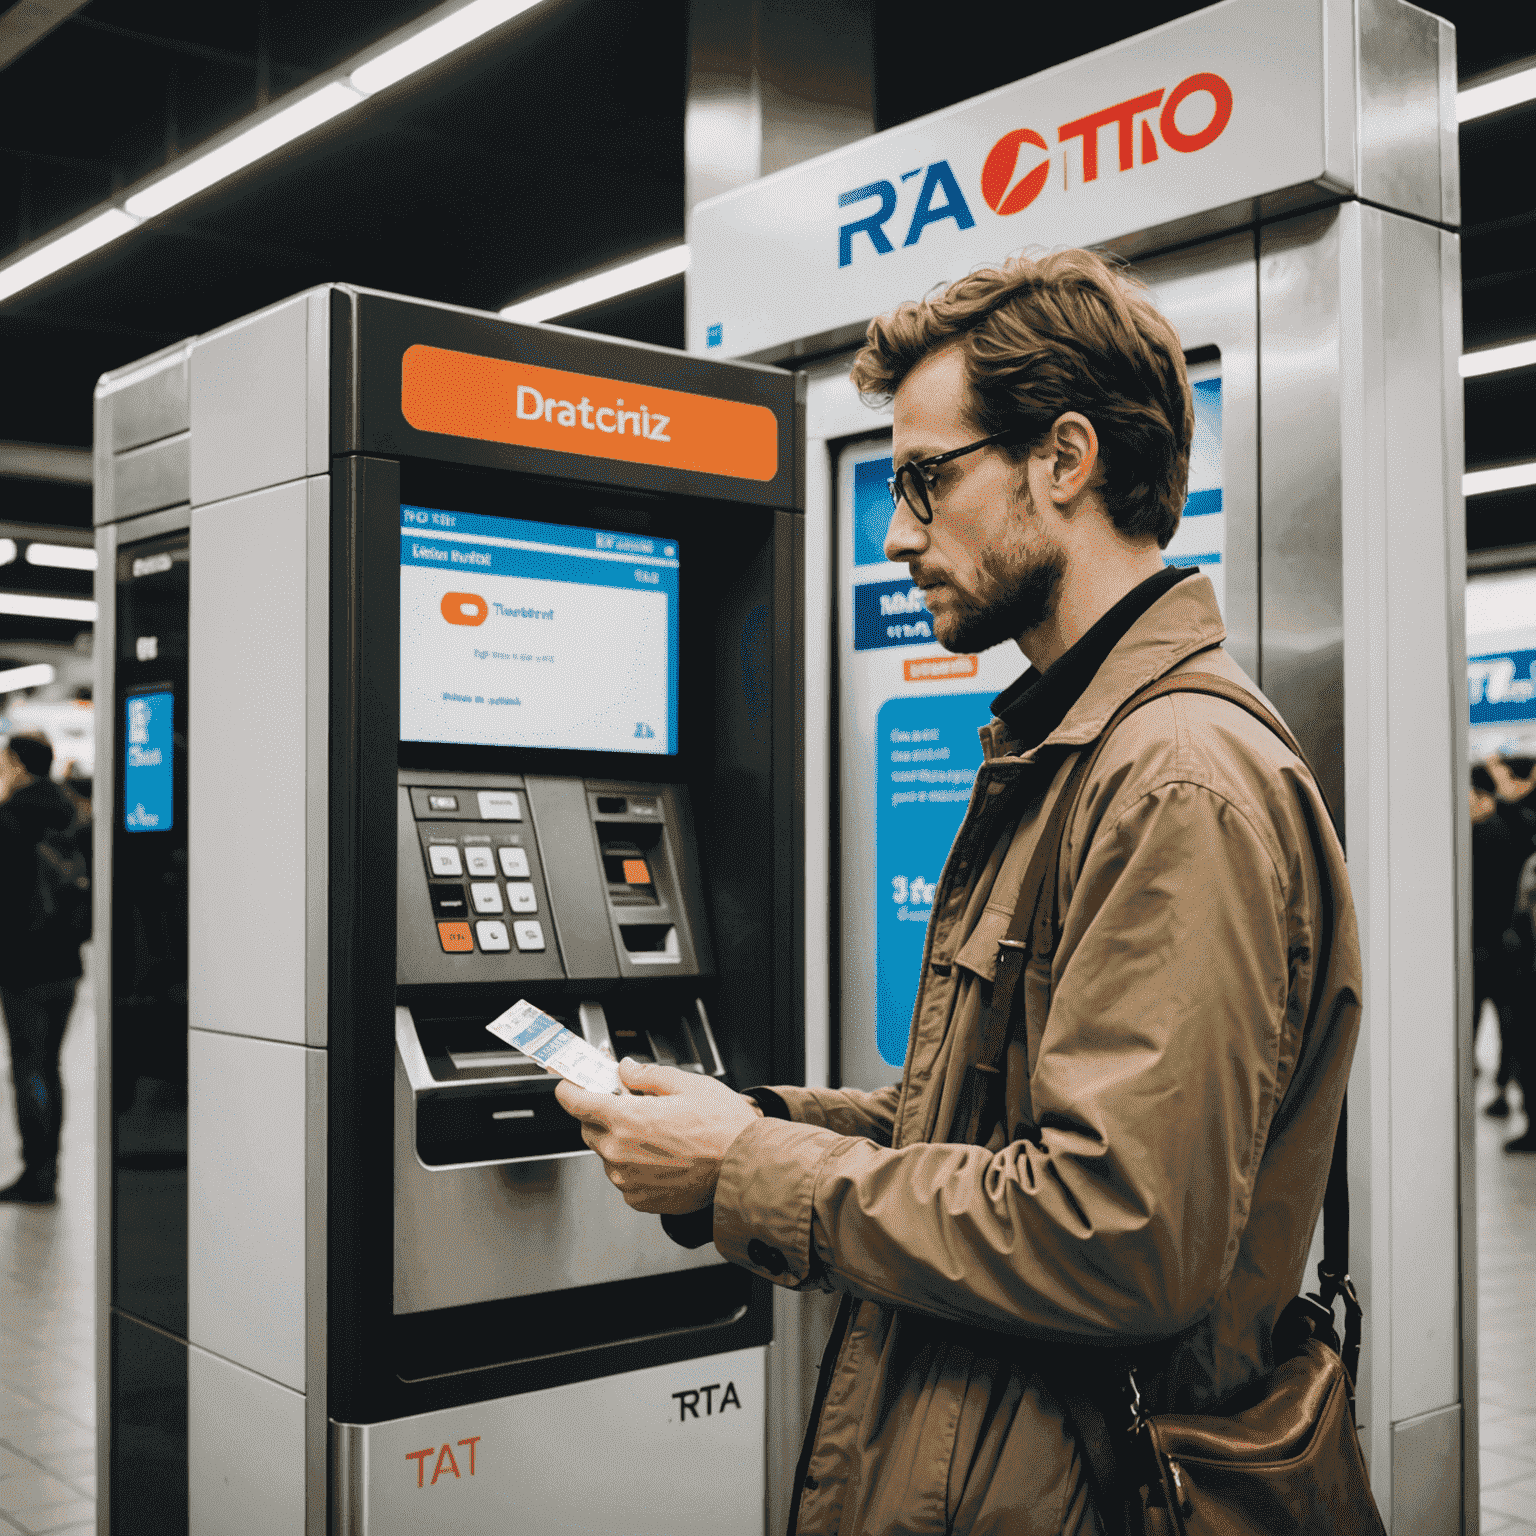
[1469,649,1536,724]
[124,690,174,833]
[873,692,990,1065]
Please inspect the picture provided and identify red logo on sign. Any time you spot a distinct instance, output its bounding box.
[981,128,1050,215]
[441,592,488,626]
[982,71,1233,215]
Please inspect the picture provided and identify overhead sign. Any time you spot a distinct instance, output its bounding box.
[401,345,779,481]
[688,0,1342,358]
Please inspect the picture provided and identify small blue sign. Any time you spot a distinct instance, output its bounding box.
[1470,649,1536,724]
[124,690,174,833]
[705,323,723,348]
[854,576,934,651]
[874,691,991,1065]
[853,456,895,567]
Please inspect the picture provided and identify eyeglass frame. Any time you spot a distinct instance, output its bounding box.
[886,429,1022,525]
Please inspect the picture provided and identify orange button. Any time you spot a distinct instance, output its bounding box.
[437,921,474,953]
[622,858,651,885]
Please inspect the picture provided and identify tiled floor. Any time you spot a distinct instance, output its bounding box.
[1475,1008,1536,1536]
[0,970,1533,1533]
[0,960,96,1536]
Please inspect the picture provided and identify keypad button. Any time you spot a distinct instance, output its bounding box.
[427,794,459,811]
[498,846,530,878]
[513,920,545,952]
[428,844,463,877]
[476,920,510,952]
[437,921,474,953]
[477,790,522,821]
[464,847,496,877]
[506,881,537,913]
[470,882,504,914]
[430,885,468,918]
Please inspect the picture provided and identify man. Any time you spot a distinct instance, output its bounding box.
[0,732,87,1204]
[1473,764,1534,1149]
[557,249,1362,1533]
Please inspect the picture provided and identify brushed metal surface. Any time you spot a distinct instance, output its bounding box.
[188,1345,306,1536]
[111,431,190,519]
[393,1011,723,1315]
[1357,0,1451,227]
[103,340,191,455]
[1259,208,1347,824]
[1391,1402,1463,1536]
[188,1027,312,1391]
[333,1347,765,1535]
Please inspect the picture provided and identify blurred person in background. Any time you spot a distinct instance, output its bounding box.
[1471,764,1528,1129]
[0,732,90,1204]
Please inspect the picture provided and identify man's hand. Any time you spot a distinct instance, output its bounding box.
[553,1060,761,1215]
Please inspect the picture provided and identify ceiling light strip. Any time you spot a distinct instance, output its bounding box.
[1461,338,1536,378]
[1458,64,1536,124]
[1465,463,1536,499]
[500,246,691,323]
[0,663,57,692]
[0,593,98,622]
[25,543,99,571]
[0,0,550,304]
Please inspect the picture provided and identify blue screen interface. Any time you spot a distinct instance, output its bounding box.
[123,690,174,833]
[399,506,680,754]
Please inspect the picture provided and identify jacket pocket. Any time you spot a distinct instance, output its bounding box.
[954,904,1015,983]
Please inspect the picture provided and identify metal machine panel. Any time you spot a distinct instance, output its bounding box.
[189,288,326,508]
[1370,207,1462,1425]
[332,1346,765,1536]
[188,1344,306,1536]
[107,342,191,454]
[1391,1403,1463,1536]
[189,477,318,1047]
[188,1027,317,1392]
[392,1026,725,1314]
[111,430,190,519]
[1357,0,1454,227]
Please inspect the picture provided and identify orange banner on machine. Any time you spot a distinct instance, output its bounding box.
[401,345,779,482]
[904,654,978,683]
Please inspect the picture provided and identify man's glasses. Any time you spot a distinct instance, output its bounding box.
[887,430,1019,525]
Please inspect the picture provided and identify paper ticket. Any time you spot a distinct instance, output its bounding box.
[485,999,624,1095]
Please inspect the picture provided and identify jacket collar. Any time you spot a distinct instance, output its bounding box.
[979,572,1226,762]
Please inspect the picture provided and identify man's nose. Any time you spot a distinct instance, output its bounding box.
[884,499,928,563]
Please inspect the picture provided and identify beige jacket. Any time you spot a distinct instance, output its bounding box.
[713,575,1362,1535]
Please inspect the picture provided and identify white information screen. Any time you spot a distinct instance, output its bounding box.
[399,505,680,754]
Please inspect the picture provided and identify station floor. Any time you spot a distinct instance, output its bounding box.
[0,968,1533,1534]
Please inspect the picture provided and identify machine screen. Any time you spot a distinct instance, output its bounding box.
[123,689,175,832]
[399,505,679,754]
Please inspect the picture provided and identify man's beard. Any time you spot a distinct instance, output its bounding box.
[931,501,1066,655]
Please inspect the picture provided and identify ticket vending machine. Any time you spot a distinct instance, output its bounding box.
[690,1,1472,1533]
[94,291,803,1534]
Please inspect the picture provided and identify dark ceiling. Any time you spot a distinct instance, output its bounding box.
[0,0,1532,624]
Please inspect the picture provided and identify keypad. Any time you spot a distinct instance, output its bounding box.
[476,920,511,952]
[464,846,497,877]
[499,846,530,879]
[470,882,504,915]
[428,844,463,877]
[437,921,474,953]
[507,881,537,913]
[514,920,545,952]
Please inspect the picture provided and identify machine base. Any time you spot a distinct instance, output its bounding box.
[333,1345,766,1535]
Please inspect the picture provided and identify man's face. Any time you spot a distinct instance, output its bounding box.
[885,346,1066,655]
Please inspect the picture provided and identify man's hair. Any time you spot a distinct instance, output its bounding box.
[7,732,52,778]
[1472,764,1497,795]
[849,248,1195,548]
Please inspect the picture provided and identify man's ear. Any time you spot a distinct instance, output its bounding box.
[1041,412,1100,510]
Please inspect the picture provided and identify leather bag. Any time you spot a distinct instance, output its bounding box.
[951,671,1386,1536]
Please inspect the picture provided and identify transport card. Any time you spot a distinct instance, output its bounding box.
[485,1000,625,1095]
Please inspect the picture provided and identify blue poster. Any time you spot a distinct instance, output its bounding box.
[1470,650,1536,724]
[874,692,991,1065]
[853,577,935,651]
[124,690,174,833]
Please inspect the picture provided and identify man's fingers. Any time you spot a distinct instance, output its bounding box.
[554,1079,616,1124]
[618,1057,697,1095]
